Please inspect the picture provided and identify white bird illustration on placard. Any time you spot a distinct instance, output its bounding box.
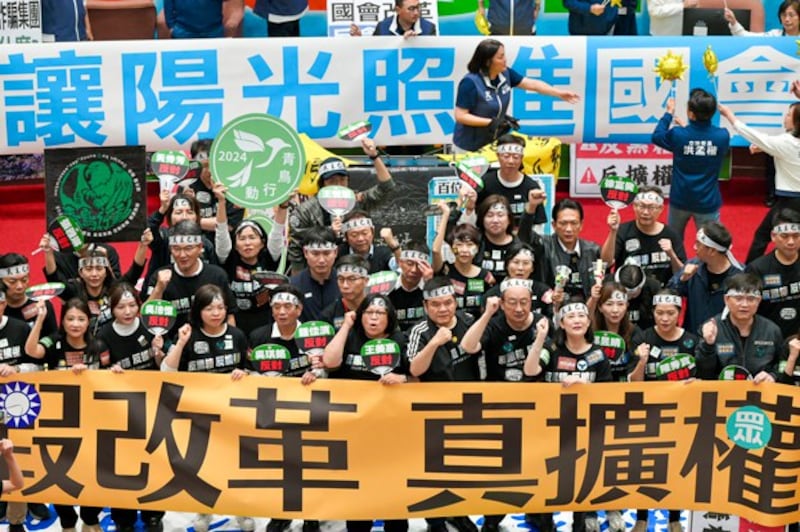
[227,130,292,187]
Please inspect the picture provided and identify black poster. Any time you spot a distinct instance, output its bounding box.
[45,146,147,242]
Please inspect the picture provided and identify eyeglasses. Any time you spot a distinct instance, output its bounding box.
[634,203,661,211]
[364,309,388,317]
[338,276,365,284]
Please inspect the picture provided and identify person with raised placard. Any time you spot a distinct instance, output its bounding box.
[338,210,396,274]
[247,284,310,375]
[745,208,800,339]
[144,221,236,338]
[288,138,395,273]
[92,282,166,532]
[389,240,434,333]
[609,186,686,287]
[695,273,783,382]
[320,255,370,331]
[0,254,58,336]
[159,284,255,532]
[40,229,152,331]
[590,281,641,383]
[668,221,743,334]
[290,227,341,322]
[184,138,246,240]
[628,290,695,532]
[215,193,287,335]
[522,297,612,532]
[146,191,218,280]
[651,89,730,244]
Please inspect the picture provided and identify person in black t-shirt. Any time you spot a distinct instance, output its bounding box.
[389,240,432,332]
[609,186,686,287]
[321,255,370,331]
[338,210,396,274]
[482,242,553,318]
[94,283,165,532]
[145,220,236,340]
[0,254,58,337]
[476,194,519,284]
[476,134,547,231]
[746,208,800,338]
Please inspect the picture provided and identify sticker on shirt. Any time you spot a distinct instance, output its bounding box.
[584,350,605,367]
[556,356,576,371]
[196,191,212,205]
[193,341,210,355]
[625,239,641,253]
[780,307,797,321]
[763,274,782,287]
[467,278,485,293]
[505,368,524,382]
[716,343,735,355]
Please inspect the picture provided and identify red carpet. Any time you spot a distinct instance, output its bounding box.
[0,178,770,287]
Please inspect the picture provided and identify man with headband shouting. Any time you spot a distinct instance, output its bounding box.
[669,221,743,334]
[609,186,686,287]
[695,273,783,382]
[745,208,800,339]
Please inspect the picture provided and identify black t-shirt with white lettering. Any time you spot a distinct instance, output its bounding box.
[178,325,248,373]
[615,222,686,287]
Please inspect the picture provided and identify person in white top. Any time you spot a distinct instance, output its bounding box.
[718,101,800,262]
[724,0,800,36]
[647,0,700,35]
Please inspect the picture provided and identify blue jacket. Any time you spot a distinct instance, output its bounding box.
[563,0,617,35]
[254,0,308,18]
[374,16,437,35]
[668,259,743,334]
[453,71,513,152]
[42,0,87,41]
[652,113,730,214]
[164,0,224,38]
[487,0,535,35]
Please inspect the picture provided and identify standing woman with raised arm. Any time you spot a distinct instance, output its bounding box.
[453,39,579,153]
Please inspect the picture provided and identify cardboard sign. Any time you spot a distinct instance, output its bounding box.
[294,321,336,354]
[599,175,639,209]
[249,344,292,376]
[318,185,357,217]
[453,156,488,192]
[719,364,753,381]
[594,331,626,363]
[367,271,398,296]
[47,215,86,253]
[359,338,401,376]
[655,353,697,381]
[251,271,290,290]
[210,113,306,209]
[140,299,178,336]
[337,120,372,142]
[151,150,191,191]
[25,283,65,302]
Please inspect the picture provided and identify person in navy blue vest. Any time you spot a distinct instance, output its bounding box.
[349,0,437,36]
[453,39,580,153]
[42,0,93,41]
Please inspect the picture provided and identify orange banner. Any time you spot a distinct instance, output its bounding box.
[0,372,797,525]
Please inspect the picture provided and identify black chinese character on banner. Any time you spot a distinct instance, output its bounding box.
[717,391,800,514]
[23,384,83,498]
[626,164,649,186]
[546,392,677,506]
[229,387,359,512]
[680,391,726,503]
[407,393,537,511]
[96,392,149,490]
[652,164,672,187]
[139,383,222,507]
